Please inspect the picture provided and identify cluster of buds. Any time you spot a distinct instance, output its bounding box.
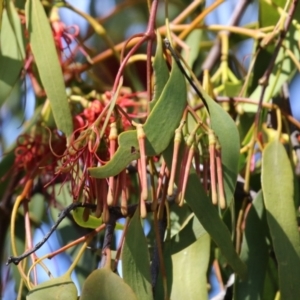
[167,123,226,210]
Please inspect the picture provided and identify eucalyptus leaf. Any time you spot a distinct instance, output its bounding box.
[262,140,300,299]
[150,32,169,110]
[234,190,269,299]
[154,215,209,299]
[25,0,73,137]
[0,0,3,31]
[170,232,210,300]
[183,29,202,68]
[0,4,24,105]
[261,257,278,300]
[122,209,153,300]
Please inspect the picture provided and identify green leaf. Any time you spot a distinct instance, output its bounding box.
[198,85,240,206]
[25,0,73,137]
[234,190,269,299]
[150,32,169,110]
[262,140,300,299]
[155,215,209,299]
[169,213,207,254]
[89,56,186,178]
[259,0,285,28]
[224,81,243,97]
[122,209,153,300]
[162,142,247,279]
[89,130,139,178]
[0,0,3,31]
[71,207,124,230]
[261,257,278,300]
[143,57,186,154]
[0,151,14,199]
[0,3,24,106]
[80,268,138,300]
[182,29,203,68]
[170,232,210,299]
[27,275,77,300]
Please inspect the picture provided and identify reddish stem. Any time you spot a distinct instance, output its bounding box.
[179,145,194,207]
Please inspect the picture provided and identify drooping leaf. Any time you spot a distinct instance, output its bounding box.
[262,140,300,299]
[25,0,73,137]
[261,257,278,300]
[155,215,209,300]
[170,233,210,300]
[0,4,24,106]
[89,56,186,178]
[27,275,77,300]
[89,130,139,178]
[80,268,138,300]
[234,190,269,299]
[182,29,203,68]
[122,209,153,300]
[143,57,186,154]
[71,207,123,230]
[6,0,25,60]
[0,0,3,31]
[150,32,169,110]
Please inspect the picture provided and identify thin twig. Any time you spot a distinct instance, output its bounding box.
[164,38,209,111]
[7,196,177,266]
[201,0,252,72]
[6,202,83,265]
[254,0,299,127]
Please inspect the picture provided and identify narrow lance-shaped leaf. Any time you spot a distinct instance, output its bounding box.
[0,5,24,106]
[25,0,73,137]
[170,232,210,300]
[122,209,153,300]
[235,190,269,300]
[262,139,300,299]
[150,32,169,110]
[0,0,3,31]
[155,215,210,300]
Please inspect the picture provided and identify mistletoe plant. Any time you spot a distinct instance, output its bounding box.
[1,0,300,299]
